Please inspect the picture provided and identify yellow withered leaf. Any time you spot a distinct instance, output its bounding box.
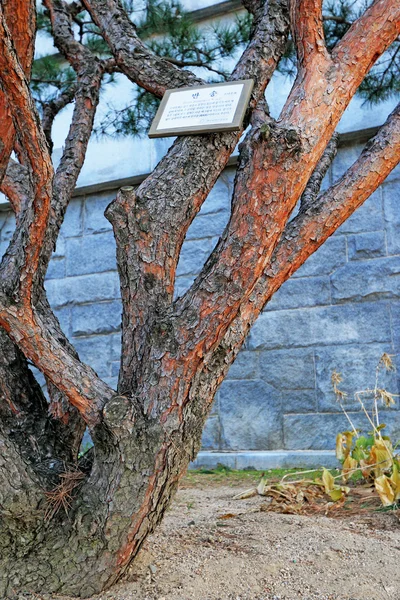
[390,463,400,502]
[372,438,393,477]
[257,476,268,496]
[322,468,335,494]
[233,488,257,500]
[342,455,358,482]
[336,433,346,461]
[344,431,355,458]
[329,488,343,502]
[375,475,395,507]
[335,431,355,461]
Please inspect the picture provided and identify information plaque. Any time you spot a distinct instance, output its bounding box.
[148,79,254,138]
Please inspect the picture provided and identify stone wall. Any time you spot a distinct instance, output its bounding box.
[1,141,399,466]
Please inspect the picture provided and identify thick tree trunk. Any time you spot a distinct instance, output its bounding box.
[0,389,208,597]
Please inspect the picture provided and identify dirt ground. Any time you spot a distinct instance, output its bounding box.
[44,471,400,600]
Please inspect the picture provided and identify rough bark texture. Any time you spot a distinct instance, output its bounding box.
[0,0,399,596]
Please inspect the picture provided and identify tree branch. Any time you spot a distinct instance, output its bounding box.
[165,3,400,414]
[1,168,89,459]
[0,0,35,184]
[300,133,338,208]
[268,102,400,289]
[37,0,109,294]
[0,0,90,460]
[290,0,327,68]
[0,308,113,427]
[0,159,33,218]
[42,83,78,153]
[332,0,400,84]
[0,7,113,429]
[0,327,85,475]
[0,4,54,305]
[82,0,203,96]
[241,0,264,16]
[0,2,82,472]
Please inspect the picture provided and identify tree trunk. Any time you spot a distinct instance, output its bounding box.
[0,389,208,597]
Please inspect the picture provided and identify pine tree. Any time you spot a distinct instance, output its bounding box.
[0,0,399,596]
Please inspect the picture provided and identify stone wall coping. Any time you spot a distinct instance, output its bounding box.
[0,125,377,211]
[190,450,339,470]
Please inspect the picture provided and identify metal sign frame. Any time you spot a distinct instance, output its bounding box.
[148,79,254,138]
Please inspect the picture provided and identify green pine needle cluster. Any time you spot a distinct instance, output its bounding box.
[33,0,399,138]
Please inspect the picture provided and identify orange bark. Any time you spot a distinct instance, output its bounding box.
[0,1,35,180]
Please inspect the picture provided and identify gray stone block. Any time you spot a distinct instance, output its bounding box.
[103,376,118,390]
[259,348,315,389]
[45,272,120,308]
[332,144,363,181]
[292,236,347,278]
[111,361,120,378]
[248,303,391,350]
[264,276,331,311]
[199,170,232,215]
[46,258,66,279]
[336,189,383,234]
[284,412,400,450]
[110,333,122,361]
[52,237,66,258]
[66,232,117,276]
[383,181,400,255]
[30,366,47,390]
[0,212,15,240]
[190,451,237,470]
[176,238,214,276]
[73,335,112,378]
[331,256,400,303]
[186,210,228,240]
[281,390,317,414]
[386,163,400,183]
[233,450,338,470]
[71,301,121,336]
[54,307,71,337]
[226,351,259,380]
[201,415,221,450]
[61,199,83,238]
[174,276,195,299]
[84,191,115,233]
[390,319,400,405]
[347,231,386,260]
[0,239,9,258]
[219,380,282,450]
[315,344,398,412]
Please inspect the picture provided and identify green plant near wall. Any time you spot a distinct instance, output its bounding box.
[333,353,400,507]
[235,353,400,510]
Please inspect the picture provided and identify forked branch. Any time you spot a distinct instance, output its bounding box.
[106,0,290,392]
[269,103,400,288]
[168,1,399,402]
